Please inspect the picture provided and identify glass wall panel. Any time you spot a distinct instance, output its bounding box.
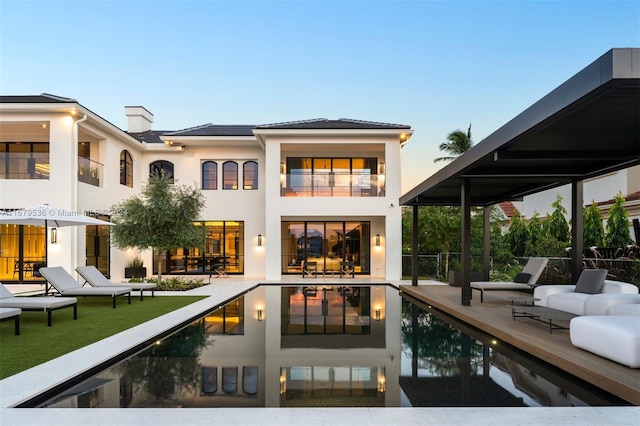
[281,221,370,274]
[0,223,46,282]
[0,142,50,179]
[162,221,244,275]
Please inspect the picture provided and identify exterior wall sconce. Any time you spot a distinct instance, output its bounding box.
[257,308,263,321]
[375,308,381,321]
[257,234,263,246]
[280,162,286,174]
[375,234,381,247]
[378,162,385,174]
[50,228,58,244]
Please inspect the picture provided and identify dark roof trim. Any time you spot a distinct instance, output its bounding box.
[0,93,77,103]
[256,118,411,129]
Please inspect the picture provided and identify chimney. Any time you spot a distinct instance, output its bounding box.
[125,106,154,133]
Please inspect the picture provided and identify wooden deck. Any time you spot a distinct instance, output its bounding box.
[399,284,640,405]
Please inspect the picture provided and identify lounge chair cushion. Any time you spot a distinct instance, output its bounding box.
[0,282,77,310]
[76,266,156,292]
[39,267,131,296]
[574,269,607,294]
[513,272,531,283]
[0,307,21,320]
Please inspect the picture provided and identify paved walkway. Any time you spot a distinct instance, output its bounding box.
[1,278,638,425]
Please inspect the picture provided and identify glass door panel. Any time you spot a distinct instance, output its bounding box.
[313,158,331,197]
[331,158,351,197]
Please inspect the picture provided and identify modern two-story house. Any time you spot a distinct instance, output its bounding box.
[0,94,412,283]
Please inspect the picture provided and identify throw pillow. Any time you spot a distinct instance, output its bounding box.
[513,272,532,283]
[573,269,607,294]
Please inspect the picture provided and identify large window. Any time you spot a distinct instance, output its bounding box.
[149,160,174,181]
[202,161,217,190]
[120,150,133,187]
[158,221,244,275]
[0,142,50,179]
[222,161,238,190]
[281,221,370,274]
[243,161,258,190]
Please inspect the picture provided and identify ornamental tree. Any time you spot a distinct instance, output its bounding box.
[605,192,632,248]
[583,200,605,248]
[110,171,205,282]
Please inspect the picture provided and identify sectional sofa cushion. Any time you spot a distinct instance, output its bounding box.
[570,315,640,368]
[574,269,607,294]
[513,272,532,283]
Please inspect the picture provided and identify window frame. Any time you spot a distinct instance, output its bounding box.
[242,161,258,190]
[120,150,133,187]
[222,161,238,190]
[202,160,218,190]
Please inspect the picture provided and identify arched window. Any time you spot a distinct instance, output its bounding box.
[202,161,217,190]
[120,150,133,187]
[222,161,238,190]
[243,161,258,190]
[149,160,174,182]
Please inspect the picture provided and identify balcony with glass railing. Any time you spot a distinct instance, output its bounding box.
[280,172,385,197]
[78,157,103,187]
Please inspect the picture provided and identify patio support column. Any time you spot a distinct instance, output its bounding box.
[461,179,471,306]
[571,180,584,282]
[483,206,491,281]
[412,204,419,286]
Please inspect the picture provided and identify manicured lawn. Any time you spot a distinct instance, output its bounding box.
[0,295,205,379]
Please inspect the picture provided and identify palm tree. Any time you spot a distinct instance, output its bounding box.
[434,124,474,163]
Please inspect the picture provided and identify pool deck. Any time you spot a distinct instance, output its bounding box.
[1,278,639,425]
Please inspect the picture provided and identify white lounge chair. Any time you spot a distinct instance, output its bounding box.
[39,267,131,309]
[76,265,156,301]
[0,307,21,335]
[0,282,77,326]
[471,257,549,302]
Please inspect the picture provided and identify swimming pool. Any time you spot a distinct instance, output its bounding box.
[32,285,627,408]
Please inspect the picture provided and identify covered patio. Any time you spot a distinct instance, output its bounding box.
[401,48,640,305]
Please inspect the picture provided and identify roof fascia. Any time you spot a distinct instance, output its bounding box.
[253,128,414,148]
[0,101,147,150]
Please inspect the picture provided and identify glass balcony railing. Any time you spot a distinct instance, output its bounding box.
[281,173,385,197]
[78,157,103,187]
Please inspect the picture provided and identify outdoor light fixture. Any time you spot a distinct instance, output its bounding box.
[378,162,385,174]
[375,308,381,321]
[280,162,286,174]
[375,234,381,247]
[258,234,263,246]
[257,309,263,321]
[50,228,58,244]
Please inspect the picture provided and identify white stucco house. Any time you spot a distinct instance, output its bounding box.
[0,94,412,283]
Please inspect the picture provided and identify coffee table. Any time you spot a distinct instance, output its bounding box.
[510,305,578,334]
[510,296,540,306]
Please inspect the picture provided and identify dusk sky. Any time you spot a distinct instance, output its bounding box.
[1,0,638,192]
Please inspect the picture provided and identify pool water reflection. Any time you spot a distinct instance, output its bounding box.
[39,285,627,408]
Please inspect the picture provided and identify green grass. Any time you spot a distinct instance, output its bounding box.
[0,295,205,379]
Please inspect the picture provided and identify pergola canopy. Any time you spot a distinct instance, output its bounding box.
[401,48,640,208]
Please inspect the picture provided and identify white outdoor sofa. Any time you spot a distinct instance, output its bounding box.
[534,271,639,316]
[534,269,640,368]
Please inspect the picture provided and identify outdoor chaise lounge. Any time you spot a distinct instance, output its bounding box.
[76,266,156,301]
[470,257,549,302]
[39,267,131,309]
[0,307,21,335]
[0,282,77,326]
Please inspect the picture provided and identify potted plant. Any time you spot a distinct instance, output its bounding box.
[125,257,147,279]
